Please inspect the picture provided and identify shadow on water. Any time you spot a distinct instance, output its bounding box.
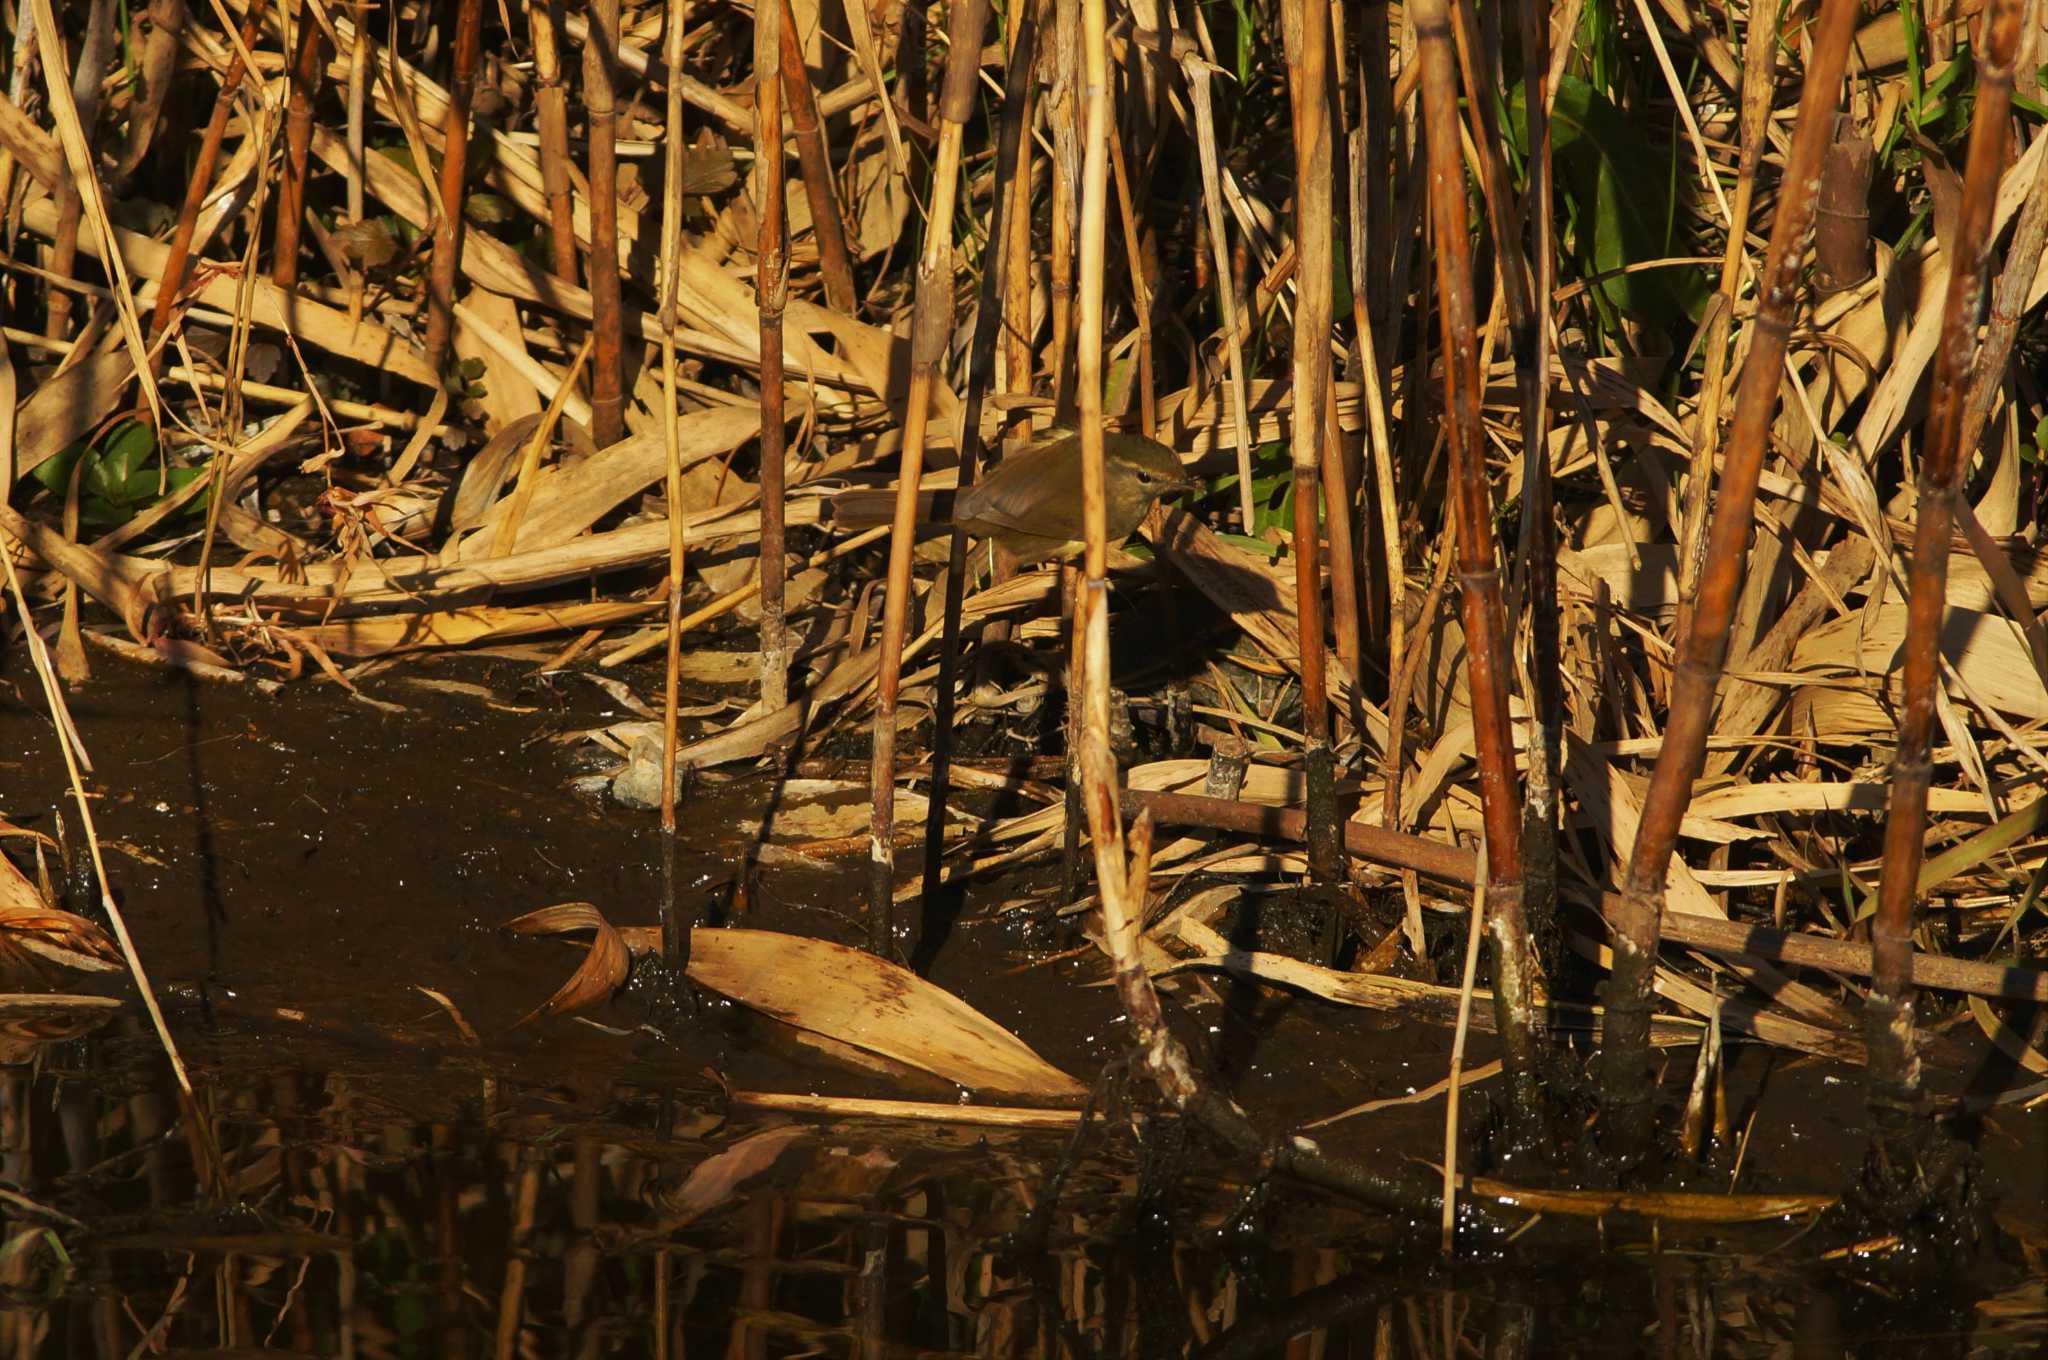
[0,655,2040,1356]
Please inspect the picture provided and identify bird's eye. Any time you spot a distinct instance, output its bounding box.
[1136,470,1153,483]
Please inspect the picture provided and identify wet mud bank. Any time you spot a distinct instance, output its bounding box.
[0,655,2041,1355]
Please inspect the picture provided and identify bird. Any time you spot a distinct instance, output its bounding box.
[826,430,1200,565]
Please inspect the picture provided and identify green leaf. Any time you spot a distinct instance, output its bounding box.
[1511,74,1709,324]
[98,421,157,487]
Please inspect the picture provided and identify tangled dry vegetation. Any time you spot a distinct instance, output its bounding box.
[1,0,2047,1221]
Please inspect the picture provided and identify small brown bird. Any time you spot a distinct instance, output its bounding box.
[828,430,1199,565]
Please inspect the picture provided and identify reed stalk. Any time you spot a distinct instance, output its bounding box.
[1280,0,1340,958]
[1678,0,1779,651]
[919,0,1040,934]
[756,0,790,713]
[1071,2,1464,1223]
[529,0,579,285]
[275,5,327,289]
[778,0,857,315]
[1870,0,2026,1118]
[1411,0,1540,1123]
[1001,0,1040,408]
[1511,0,1560,977]
[421,0,484,374]
[585,0,627,446]
[1182,57,1256,531]
[42,0,115,341]
[151,0,271,340]
[658,0,692,965]
[865,0,990,957]
[1598,0,1861,1162]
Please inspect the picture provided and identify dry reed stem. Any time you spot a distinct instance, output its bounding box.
[1182,58,1257,531]
[274,4,325,290]
[420,0,484,374]
[1600,0,1861,1162]
[755,0,790,714]
[1871,0,2028,1116]
[1689,0,1780,765]
[584,0,627,446]
[778,0,857,315]
[1443,833,1487,1252]
[919,0,1043,919]
[865,0,989,957]
[151,0,271,340]
[529,0,580,284]
[1072,1,1448,1225]
[658,0,691,864]
[1411,0,1540,1125]
[1513,0,1561,964]
[1280,0,1341,958]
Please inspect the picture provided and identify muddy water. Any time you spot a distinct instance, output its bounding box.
[0,655,2042,1356]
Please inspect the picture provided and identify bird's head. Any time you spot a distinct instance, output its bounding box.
[1103,434,1199,500]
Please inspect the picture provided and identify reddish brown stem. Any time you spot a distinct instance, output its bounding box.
[779,0,857,315]
[1412,0,1539,1117]
[274,10,328,289]
[1871,0,2026,1117]
[151,0,271,340]
[422,0,485,374]
[1599,0,1862,1163]
[585,0,627,446]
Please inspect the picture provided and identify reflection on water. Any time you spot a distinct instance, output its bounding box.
[3,1010,2041,1358]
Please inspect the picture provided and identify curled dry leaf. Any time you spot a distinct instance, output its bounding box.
[650,1125,810,1228]
[505,905,1084,1100]
[0,854,121,985]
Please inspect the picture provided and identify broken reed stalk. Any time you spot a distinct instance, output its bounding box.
[150,0,271,340]
[274,5,326,290]
[919,0,1041,921]
[755,0,790,714]
[865,0,990,957]
[1512,0,1561,962]
[657,0,690,963]
[778,0,857,315]
[421,0,484,374]
[529,0,579,285]
[1280,0,1341,958]
[585,0,628,446]
[1598,0,1861,1162]
[1411,0,1541,1122]
[1871,0,2025,1117]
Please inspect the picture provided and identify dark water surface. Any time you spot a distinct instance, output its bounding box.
[0,655,2042,1356]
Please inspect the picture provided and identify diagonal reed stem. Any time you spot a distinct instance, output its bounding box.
[1598,0,1861,1164]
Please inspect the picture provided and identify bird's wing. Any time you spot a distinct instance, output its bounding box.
[954,440,1088,541]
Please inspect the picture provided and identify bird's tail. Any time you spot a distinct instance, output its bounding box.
[824,487,956,529]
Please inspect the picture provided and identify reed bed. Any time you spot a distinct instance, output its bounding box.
[0,0,2045,1225]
